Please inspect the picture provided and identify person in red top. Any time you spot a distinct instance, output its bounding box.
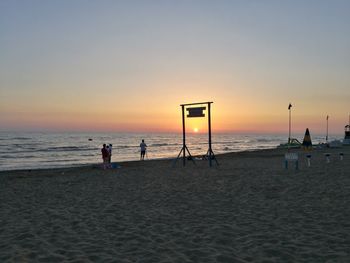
[101,144,110,169]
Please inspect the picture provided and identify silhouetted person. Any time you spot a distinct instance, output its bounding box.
[107,144,112,163]
[140,139,147,160]
[101,144,109,169]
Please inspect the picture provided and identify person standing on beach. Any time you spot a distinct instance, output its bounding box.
[140,139,147,160]
[107,144,112,163]
[101,144,109,169]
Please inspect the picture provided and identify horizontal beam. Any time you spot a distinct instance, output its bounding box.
[180,101,213,107]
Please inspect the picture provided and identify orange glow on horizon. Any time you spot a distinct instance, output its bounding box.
[1,96,348,135]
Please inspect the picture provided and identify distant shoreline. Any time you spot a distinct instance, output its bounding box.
[2,146,348,175]
[0,147,283,174]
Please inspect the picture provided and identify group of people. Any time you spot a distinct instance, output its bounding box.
[101,143,113,169]
[101,139,147,169]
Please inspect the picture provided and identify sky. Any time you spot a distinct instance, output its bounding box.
[1,0,349,135]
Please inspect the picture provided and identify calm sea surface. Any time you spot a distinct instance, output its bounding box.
[0,132,341,171]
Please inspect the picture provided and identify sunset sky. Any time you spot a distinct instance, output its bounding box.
[1,0,349,135]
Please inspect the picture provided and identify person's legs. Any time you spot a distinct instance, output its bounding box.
[103,157,109,169]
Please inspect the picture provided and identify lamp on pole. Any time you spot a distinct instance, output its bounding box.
[288,103,292,144]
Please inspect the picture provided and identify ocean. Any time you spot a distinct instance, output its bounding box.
[0,132,341,171]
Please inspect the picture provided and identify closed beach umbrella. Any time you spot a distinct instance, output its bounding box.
[302,128,312,150]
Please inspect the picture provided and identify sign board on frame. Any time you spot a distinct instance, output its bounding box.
[186,107,206,118]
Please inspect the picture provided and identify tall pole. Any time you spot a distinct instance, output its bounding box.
[208,102,212,167]
[182,105,186,166]
[288,103,292,144]
[326,115,329,143]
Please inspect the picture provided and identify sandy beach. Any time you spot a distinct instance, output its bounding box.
[1,147,349,262]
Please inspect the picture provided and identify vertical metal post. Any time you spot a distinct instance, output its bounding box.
[326,115,329,143]
[208,102,212,167]
[182,105,186,166]
[288,107,291,145]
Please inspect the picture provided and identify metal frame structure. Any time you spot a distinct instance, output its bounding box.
[173,101,219,167]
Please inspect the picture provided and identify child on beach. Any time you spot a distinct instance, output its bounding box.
[140,139,147,160]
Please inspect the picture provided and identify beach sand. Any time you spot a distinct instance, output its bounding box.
[1,147,349,262]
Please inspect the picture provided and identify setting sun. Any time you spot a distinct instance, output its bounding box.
[193,128,199,133]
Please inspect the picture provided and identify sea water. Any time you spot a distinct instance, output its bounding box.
[0,132,341,171]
